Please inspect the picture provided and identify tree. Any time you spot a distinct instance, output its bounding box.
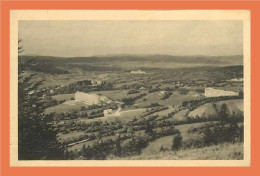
[18,40,64,160]
[114,135,122,156]
[219,103,229,122]
[172,134,183,151]
[160,145,165,152]
[82,145,93,159]
[64,149,70,160]
[80,106,86,111]
[180,88,188,95]
[145,122,155,139]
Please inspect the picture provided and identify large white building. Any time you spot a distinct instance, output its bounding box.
[75,91,110,105]
[204,88,239,97]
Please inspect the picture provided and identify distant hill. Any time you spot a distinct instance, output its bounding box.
[19,54,243,73]
[19,54,243,65]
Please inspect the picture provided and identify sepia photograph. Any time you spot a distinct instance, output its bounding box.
[10,10,250,166]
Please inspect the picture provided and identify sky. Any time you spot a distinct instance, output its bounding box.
[19,20,243,57]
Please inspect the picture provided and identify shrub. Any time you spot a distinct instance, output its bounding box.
[127,89,140,94]
[199,122,243,146]
[179,88,189,95]
[182,138,203,149]
[160,145,167,152]
[148,88,160,93]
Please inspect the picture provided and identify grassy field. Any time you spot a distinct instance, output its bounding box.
[188,99,243,118]
[118,142,243,160]
[154,107,176,116]
[37,72,96,88]
[67,135,117,151]
[142,122,216,155]
[78,108,147,123]
[142,135,176,155]
[58,131,85,143]
[90,90,147,101]
[188,103,218,118]
[52,93,75,101]
[51,90,132,102]
[216,99,243,114]
[171,109,189,121]
[174,122,215,145]
[135,91,202,108]
[45,101,85,114]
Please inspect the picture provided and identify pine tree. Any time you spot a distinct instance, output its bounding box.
[18,40,64,160]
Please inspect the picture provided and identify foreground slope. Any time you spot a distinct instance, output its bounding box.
[118,142,243,160]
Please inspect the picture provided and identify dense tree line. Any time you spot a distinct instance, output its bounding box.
[127,89,140,94]
[46,80,114,96]
[121,93,147,106]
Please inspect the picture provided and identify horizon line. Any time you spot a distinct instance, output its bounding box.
[19,53,244,58]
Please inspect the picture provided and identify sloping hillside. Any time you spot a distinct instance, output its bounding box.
[188,99,243,118]
[216,100,243,116]
[188,103,218,118]
[171,109,189,121]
